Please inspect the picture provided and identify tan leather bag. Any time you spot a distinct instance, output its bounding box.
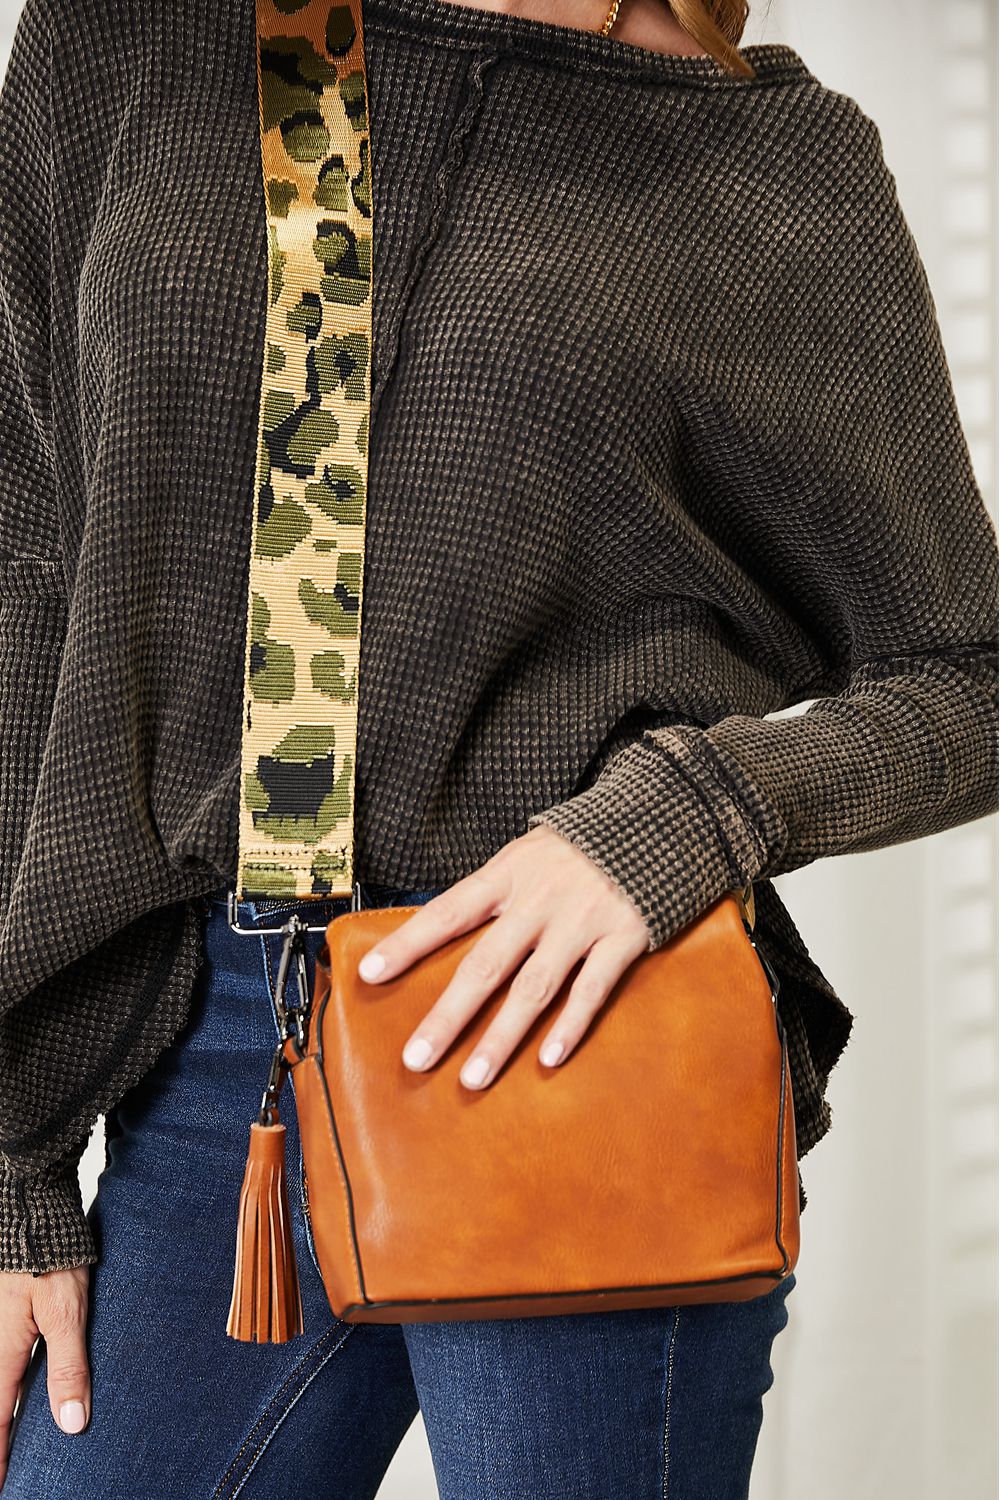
[228,0,797,1346]
[226,882,798,1339]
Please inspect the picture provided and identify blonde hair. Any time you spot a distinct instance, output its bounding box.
[667,0,756,78]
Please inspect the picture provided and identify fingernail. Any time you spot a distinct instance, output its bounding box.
[359,951,386,981]
[59,1401,87,1434]
[403,1036,433,1070]
[541,1040,565,1067]
[461,1055,491,1088]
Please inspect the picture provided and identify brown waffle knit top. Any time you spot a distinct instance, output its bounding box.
[0,0,997,1270]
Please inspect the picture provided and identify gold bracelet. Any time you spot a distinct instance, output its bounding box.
[596,0,622,35]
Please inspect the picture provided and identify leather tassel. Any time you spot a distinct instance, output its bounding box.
[227,1118,304,1343]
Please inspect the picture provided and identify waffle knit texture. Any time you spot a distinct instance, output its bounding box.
[0,0,997,1271]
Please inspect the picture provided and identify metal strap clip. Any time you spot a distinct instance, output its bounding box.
[226,881,363,936]
[257,913,313,1124]
[735,881,756,932]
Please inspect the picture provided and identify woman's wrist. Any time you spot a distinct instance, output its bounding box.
[525,726,783,951]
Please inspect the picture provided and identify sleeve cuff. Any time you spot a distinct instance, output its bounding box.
[526,725,788,951]
[0,1153,97,1274]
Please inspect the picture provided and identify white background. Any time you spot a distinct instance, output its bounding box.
[1,0,996,1495]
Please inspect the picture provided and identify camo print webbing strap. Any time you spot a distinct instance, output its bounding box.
[237,0,373,901]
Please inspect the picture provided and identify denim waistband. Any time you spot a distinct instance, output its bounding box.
[201,878,445,928]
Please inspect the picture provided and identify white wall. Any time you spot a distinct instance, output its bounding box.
[1,2,996,1496]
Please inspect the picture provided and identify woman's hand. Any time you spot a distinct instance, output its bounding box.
[0,1264,91,1489]
[357,825,650,1087]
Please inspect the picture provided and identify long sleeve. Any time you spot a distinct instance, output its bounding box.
[529,104,999,951]
[0,0,95,1271]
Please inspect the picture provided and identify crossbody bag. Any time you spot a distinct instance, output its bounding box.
[225,0,799,1343]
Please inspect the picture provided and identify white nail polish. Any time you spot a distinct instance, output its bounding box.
[403,1036,433,1069]
[462,1055,490,1087]
[59,1400,87,1434]
[359,951,386,981]
[541,1040,565,1067]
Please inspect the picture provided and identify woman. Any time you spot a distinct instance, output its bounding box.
[0,0,996,1492]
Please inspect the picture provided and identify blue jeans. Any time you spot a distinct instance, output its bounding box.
[7,883,796,1500]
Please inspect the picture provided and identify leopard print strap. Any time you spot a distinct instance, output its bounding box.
[237,0,373,900]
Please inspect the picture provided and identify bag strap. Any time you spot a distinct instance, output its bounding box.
[236,0,374,902]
